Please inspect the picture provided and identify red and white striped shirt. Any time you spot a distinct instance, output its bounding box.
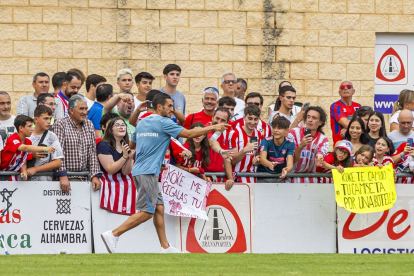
[100,172,137,216]
[288,127,329,183]
[55,91,69,117]
[232,118,272,138]
[230,125,263,183]
[372,155,395,168]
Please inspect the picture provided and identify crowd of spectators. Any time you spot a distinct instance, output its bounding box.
[4,65,414,203]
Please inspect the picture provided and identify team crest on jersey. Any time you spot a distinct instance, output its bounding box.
[282,149,286,154]
[343,108,347,112]
[258,128,264,135]
[13,140,19,145]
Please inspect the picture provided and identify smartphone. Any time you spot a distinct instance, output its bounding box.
[120,138,131,154]
[250,136,258,143]
[147,101,153,109]
[408,138,413,147]
[303,102,310,110]
[304,129,312,136]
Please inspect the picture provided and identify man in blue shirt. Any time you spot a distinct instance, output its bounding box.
[101,93,228,253]
[88,84,113,138]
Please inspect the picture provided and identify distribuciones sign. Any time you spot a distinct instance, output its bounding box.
[332,164,397,213]
[161,165,211,220]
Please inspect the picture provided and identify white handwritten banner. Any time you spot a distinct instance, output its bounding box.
[160,165,211,220]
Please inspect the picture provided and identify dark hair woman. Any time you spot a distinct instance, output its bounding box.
[366,111,387,148]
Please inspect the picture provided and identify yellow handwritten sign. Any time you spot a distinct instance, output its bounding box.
[332,164,397,213]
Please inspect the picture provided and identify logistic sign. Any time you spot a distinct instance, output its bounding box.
[338,185,414,254]
[0,182,91,254]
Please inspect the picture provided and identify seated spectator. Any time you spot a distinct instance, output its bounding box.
[316,140,353,183]
[53,95,101,194]
[351,106,373,129]
[85,74,106,110]
[343,117,369,154]
[176,122,210,181]
[233,92,272,138]
[366,111,387,148]
[288,106,329,183]
[97,117,136,215]
[88,84,114,138]
[390,89,414,132]
[96,113,120,145]
[388,109,414,149]
[235,78,247,100]
[372,137,395,169]
[257,116,295,183]
[353,145,374,167]
[55,71,82,117]
[268,80,300,118]
[37,93,58,127]
[17,72,50,117]
[218,96,236,122]
[183,87,218,129]
[330,80,361,146]
[268,86,303,129]
[0,91,16,141]
[229,104,263,183]
[103,92,136,139]
[26,106,63,181]
[220,73,245,120]
[0,115,55,181]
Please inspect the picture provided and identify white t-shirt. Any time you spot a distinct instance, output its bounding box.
[29,131,64,181]
[387,130,414,149]
[268,110,297,126]
[268,104,301,116]
[85,97,95,111]
[389,110,414,128]
[233,98,245,121]
[0,115,16,142]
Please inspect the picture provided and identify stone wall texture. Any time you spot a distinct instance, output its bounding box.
[0,0,405,141]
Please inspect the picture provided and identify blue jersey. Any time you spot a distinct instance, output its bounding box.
[257,136,295,174]
[131,114,184,177]
[88,102,103,130]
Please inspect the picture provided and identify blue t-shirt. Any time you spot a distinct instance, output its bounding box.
[132,114,184,177]
[88,102,104,130]
[97,141,123,174]
[159,88,186,119]
[257,137,295,174]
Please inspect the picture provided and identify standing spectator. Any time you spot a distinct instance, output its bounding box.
[351,106,373,129]
[220,73,245,120]
[27,106,63,181]
[268,81,302,118]
[233,92,272,138]
[330,80,361,146]
[53,95,101,194]
[0,91,16,141]
[55,71,82,117]
[235,78,247,100]
[257,116,295,183]
[134,72,155,110]
[289,106,329,183]
[218,96,237,122]
[159,64,186,124]
[100,93,228,254]
[268,86,303,128]
[68,68,86,88]
[17,72,51,117]
[51,72,66,95]
[183,87,218,129]
[103,92,135,139]
[366,111,387,148]
[344,117,369,154]
[229,105,264,183]
[390,89,414,131]
[116,69,134,93]
[88,84,114,138]
[97,117,136,215]
[37,93,58,127]
[0,115,55,181]
[85,74,107,110]
[387,109,414,149]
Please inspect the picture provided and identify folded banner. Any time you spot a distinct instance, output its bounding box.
[332,164,397,213]
[160,165,211,220]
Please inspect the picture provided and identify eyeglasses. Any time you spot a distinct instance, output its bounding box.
[247,102,260,106]
[340,85,353,90]
[114,124,127,129]
[361,106,373,111]
[223,80,236,85]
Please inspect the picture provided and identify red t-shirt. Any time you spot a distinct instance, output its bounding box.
[316,152,344,172]
[0,133,32,171]
[231,118,272,138]
[372,154,395,168]
[182,142,203,168]
[183,110,213,129]
[330,100,361,146]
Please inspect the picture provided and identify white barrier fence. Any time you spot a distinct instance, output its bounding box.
[1,181,413,254]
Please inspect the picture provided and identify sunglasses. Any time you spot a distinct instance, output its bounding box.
[340,85,353,90]
[361,106,372,111]
[223,80,236,85]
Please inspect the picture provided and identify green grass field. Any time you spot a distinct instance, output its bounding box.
[1,254,414,275]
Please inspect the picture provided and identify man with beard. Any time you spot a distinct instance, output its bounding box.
[183,87,218,129]
[101,93,228,254]
[103,91,136,139]
[54,71,82,117]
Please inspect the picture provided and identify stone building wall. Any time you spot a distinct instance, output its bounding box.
[0,0,407,141]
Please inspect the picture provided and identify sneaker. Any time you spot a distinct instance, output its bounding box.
[101,230,118,253]
[160,244,182,253]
